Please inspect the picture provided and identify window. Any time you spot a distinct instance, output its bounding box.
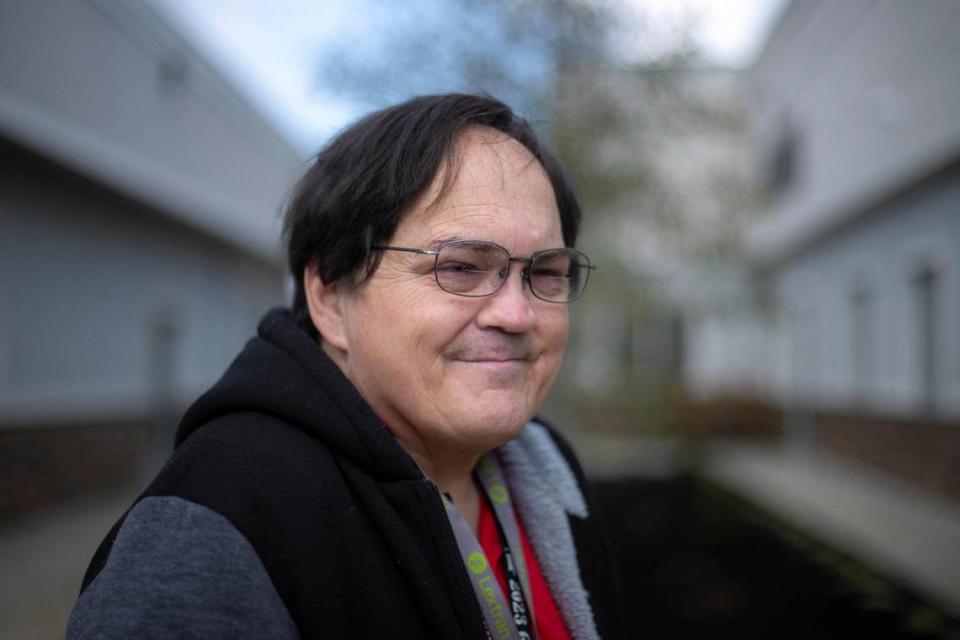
[849,285,873,409]
[912,265,939,415]
[768,121,800,196]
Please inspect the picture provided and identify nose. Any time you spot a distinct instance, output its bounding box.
[476,263,536,334]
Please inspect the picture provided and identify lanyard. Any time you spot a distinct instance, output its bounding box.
[443,452,536,640]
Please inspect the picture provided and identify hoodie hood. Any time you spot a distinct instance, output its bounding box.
[175,308,421,482]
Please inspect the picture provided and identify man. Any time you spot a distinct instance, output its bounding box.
[69,94,622,639]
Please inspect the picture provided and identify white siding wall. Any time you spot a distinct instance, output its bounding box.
[0,0,302,427]
[684,0,960,421]
[0,147,285,426]
[687,166,960,419]
[773,169,960,417]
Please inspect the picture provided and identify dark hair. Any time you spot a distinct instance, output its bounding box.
[283,93,582,337]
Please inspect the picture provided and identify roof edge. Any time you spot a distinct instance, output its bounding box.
[0,91,284,266]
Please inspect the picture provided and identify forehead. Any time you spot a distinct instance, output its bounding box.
[394,127,562,248]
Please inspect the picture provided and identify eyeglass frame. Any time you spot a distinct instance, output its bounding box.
[371,240,596,303]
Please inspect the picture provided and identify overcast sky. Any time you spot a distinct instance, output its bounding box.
[152,0,789,154]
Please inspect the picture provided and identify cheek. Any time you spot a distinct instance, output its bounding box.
[531,312,569,387]
[543,310,570,353]
[428,297,485,340]
[392,294,479,369]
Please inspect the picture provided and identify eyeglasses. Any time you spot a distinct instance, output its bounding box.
[372,240,594,303]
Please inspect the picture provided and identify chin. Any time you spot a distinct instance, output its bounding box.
[457,400,534,448]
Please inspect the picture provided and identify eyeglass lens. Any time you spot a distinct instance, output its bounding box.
[434,241,587,302]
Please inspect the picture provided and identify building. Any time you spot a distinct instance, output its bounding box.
[0,0,305,518]
[683,0,960,498]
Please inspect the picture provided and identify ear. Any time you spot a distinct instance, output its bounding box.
[303,264,350,352]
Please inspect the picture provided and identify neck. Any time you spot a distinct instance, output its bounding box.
[323,341,488,533]
[408,446,483,536]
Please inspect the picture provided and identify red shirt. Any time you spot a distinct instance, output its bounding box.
[477,493,573,640]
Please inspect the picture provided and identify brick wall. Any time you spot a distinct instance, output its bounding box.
[0,422,148,521]
[817,413,960,502]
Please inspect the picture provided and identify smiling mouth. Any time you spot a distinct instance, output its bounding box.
[446,340,537,372]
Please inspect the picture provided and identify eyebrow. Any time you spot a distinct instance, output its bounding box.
[423,237,569,254]
[424,235,465,251]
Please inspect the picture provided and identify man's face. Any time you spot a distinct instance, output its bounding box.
[322,127,569,457]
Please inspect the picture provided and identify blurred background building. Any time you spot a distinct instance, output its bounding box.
[0,0,303,520]
[550,64,760,433]
[683,0,960,500]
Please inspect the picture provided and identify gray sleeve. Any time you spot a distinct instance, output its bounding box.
[67,496,300,640]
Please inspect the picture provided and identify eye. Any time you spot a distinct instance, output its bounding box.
[435,259,495,295]
[437,260,483,273]
[531,252,573,278]
[531,265,570,278]
[437,243,503,273]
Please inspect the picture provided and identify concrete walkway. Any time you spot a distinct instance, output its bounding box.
[0,487,137,640]
[704,442,960,617]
